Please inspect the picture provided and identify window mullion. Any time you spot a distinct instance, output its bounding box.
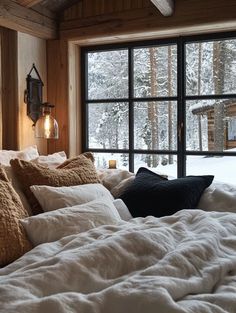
[177,38,186,177]
[128,47,134,172]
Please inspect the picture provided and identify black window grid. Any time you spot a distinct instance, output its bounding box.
[81,31,236,175]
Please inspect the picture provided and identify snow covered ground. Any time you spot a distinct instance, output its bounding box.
[95,153,236,186]
[157,155,236,186]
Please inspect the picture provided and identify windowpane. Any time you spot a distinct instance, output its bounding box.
[134,154,177,177]
[88,102,129,149]
[186,155,236,185]
[134,101,177,150]
[186,39,236,95]
[87,50,128,99]
[186,99,236,152]
[133,45,177,97]
[93,153,129,170]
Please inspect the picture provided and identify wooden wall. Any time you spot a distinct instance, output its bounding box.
[17,32,48,154]
[0,28,48,153]
[63,0,150,21]
[60,0,236,44]
[47,39,69,156]
[0,27,18,150]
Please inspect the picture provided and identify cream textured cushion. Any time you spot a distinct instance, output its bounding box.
[0,167,31,266]
[31,151,67,168]
[0,145,39,166]
[21,198,122,246]
[30,183,114,212]
[10,155,100,215]
[97,169,135,192]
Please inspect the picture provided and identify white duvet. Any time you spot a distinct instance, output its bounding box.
[1,209,236,313]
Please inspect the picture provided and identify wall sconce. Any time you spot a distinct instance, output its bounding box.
[24,64,59,139]
[35,102,59,139]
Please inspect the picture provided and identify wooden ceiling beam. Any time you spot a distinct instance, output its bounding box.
[0,0,57,39]
[150,0,174,17]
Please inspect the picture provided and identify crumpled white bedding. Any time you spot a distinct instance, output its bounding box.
[1,209,236,313]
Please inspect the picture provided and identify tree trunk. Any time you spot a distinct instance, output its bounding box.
[197,42,203,151]
[213,41,225,151]
[149,47,159,167]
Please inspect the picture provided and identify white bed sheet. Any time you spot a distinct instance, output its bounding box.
[1,209,236,313]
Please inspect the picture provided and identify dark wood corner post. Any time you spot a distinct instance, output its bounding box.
[0,27,19,150]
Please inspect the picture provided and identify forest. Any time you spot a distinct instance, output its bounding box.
[86,38,236,171]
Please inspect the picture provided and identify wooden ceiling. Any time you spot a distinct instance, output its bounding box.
[15,0,81,12]
[14,0,174,14]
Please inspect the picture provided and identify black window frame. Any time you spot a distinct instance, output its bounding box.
[81,31,236,176]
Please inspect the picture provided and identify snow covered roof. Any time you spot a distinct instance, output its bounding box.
[191,99,236,115]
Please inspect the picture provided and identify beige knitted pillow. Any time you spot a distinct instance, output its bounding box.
[10,155,100,215]
[0,166,31,267]
[57,152,95,169]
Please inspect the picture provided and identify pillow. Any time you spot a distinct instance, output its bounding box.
[57,152,95,169]
[10,155,100,215]
[30,183,114,212]
[0,166,31,266]
[3,166,32,215]
[0,145,39,166]
[119,167,214,218]
[20,198,122,246]
[97,169,135,192]
[113,199,133,221]
[111,176,135,198]
[31,151,67,168]
[197,181,236,213]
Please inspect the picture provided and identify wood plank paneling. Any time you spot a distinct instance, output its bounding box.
[68,43,81,156]
[62,0,147,21]
[0,0,57,39]
[17,32,48,154]
[60,0,236,43]
[16,0,43,7]
[0,27,19,150]
[47,39,69,156]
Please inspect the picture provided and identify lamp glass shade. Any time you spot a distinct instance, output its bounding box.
[35,113,59,139]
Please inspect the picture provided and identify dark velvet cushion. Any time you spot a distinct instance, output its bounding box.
[119,167,214,218]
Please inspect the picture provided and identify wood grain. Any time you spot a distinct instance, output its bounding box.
[0,27,19,150]
[47,39,69,156]
[60,0,236,43]
[0,0,57,39]
[16,0,43,7]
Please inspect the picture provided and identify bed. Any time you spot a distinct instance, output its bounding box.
[1,146,236,313]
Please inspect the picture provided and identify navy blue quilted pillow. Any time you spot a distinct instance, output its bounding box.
[119,167,214,218]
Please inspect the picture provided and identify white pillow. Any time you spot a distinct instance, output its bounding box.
[113,199,133,221]
[97,169,135,191]
[0,145,39,165]
[197,181,236,213]
[30,183,114,212]
[31,151,67,168]
[20,198,122,246]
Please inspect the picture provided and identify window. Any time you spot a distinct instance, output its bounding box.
[82,33,236,184]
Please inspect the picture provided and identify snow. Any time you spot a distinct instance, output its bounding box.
[87,39,236,187]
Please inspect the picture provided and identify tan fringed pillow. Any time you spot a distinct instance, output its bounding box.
[10,155,100,215]
[0,166,31,267]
